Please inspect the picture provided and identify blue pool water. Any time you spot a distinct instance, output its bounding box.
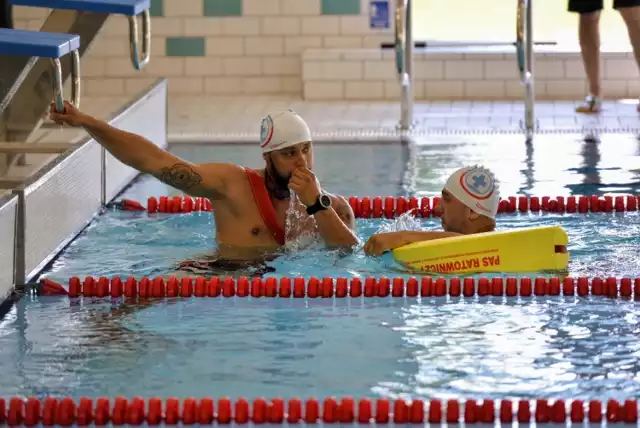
[2,136,640,401]
[40,137,640,280]
[36,209,640,280]
[1,293,640,401]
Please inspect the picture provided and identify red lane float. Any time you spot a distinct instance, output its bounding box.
[0,396,637,425]
[115,195,640,217]
[114,196,213,214]
[36,276,640,299]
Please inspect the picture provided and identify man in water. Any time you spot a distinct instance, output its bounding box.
[50,103,359,275]
[364,165,499,256]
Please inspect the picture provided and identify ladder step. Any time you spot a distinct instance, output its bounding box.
[0,28,80,58]
[8,0,151,16]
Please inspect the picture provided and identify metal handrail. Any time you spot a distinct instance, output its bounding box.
[128,9,151,71]
[394,0,413,131]
[51,49,81,112]
[516,0,534,139]
[394,0,405,75]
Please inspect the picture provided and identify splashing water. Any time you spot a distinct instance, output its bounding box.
[282,195,423,254]
[284,191,322,252]
[350,209,426,255]
[375,209,425,234]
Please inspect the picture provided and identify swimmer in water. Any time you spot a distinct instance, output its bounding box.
[50,103,358,276]
[364,165,499,256]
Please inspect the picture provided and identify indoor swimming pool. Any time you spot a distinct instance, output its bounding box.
[1,135,640,405]
[1,291,639,401]
[39,136,640,280]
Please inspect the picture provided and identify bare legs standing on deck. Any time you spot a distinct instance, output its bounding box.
[568,0,640,113]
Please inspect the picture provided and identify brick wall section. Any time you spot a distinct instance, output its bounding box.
[302,48,640,101]
[10,0,640,100]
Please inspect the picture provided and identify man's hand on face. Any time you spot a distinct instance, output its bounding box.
[288,167,322,207]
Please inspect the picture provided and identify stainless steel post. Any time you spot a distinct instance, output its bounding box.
[396,0,413,131]
[401,0,413,131]
[523,0,535,138]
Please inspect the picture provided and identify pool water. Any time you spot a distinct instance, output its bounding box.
[2,136,640,401]
[1,292,640,400]
[41,137,640,280]
[37,209,640,280]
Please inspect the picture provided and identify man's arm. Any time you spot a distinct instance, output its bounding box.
[364,230,461,256]
[313,195,359,249]
[82,115,240,199]
[394,230,461,245]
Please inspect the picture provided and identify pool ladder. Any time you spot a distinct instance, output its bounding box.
[394,0,413,132]
[394,0,536,139]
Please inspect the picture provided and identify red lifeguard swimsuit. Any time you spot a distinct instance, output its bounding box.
[245,168,286,246]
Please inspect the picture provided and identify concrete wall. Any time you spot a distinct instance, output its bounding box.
[12,0,640,100]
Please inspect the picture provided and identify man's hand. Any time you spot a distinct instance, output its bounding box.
[49,101,88,127]
[288,167,322,207]
[364,232,409,256]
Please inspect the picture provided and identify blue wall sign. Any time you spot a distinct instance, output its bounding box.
[369,0,390,29]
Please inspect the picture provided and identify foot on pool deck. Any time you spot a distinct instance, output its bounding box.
[575,95,602,114]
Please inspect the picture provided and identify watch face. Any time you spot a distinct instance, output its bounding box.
[319,194,332,208]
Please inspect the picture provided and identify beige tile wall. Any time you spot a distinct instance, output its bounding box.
[11,2,640,101]
[302,48,640,101]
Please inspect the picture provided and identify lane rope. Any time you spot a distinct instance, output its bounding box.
[0,396,637,425]
[33,276,640,299]
[112,195,640,217]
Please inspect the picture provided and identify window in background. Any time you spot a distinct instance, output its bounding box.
[412,0,631,49]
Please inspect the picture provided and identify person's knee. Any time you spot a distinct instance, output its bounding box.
[579,10,601,24]
[578,11,601,46]
[618,4,640,26]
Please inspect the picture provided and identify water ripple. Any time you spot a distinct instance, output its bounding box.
[38,210,640,281]
[1,297,640,400]
[7,140,640,400]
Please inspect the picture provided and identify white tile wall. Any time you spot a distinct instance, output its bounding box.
[10,3,640,101]
[303,48,639,101]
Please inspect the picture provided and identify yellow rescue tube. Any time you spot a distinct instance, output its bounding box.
[392,225,569,274]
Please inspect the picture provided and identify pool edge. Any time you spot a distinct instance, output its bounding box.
[0,79,169,320]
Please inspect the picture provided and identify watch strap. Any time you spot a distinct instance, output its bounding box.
[306,200,324,215]
[306,195,329,215]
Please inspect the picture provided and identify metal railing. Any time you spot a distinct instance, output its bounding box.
[393,0,536,138]
[128,10,151,70]
[517,0,535,138]
[52,50,81,111]
[0,79,167,291]
[0,3,153,178]
[394,0,413,132]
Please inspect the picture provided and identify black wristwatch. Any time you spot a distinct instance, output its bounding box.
[306,193,332,215]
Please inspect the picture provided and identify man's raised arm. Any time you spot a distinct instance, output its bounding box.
[50,101,236,199]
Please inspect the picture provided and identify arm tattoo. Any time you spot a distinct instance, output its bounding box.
[158,163,203,189]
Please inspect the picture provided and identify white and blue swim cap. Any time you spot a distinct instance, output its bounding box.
[260,109,312,153]
[444,165,500,219]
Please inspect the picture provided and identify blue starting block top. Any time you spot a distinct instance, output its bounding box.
[0,28,80,58]
[8,0,150,16]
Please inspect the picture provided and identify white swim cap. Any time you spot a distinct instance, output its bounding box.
[260,109,312,153]
[444,165,500,219]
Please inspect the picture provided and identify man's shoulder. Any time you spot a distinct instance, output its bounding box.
[196,163,255,200]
